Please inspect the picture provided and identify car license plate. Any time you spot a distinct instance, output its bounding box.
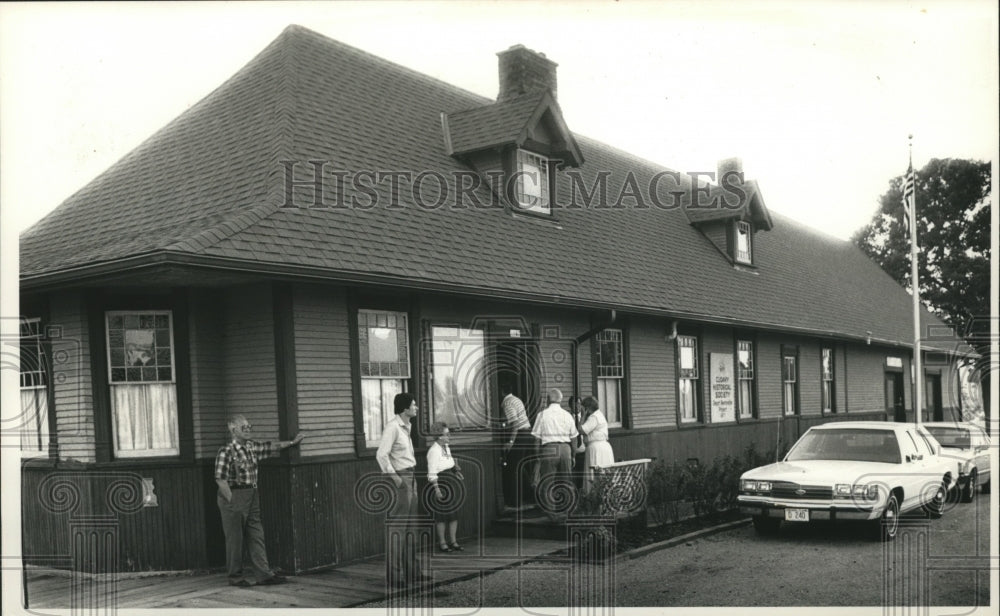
[784,508,809,522]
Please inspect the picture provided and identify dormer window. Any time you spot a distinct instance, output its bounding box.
[515,149,550,215]
[735,220,752,264]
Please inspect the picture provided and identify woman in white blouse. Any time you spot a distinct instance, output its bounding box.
[427,421,464,552]
[579,396,614,492]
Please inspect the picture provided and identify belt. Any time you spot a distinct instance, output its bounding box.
[543,442,570,446]
[229,484,256,490]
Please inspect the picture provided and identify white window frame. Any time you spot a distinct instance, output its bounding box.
[735,221,752,264]
[678,335,699,423]
[106,310,179,458]
[737,339,754,419]
[821,347,835,413]
[19,317,49,457]
[595,329,624,427]
[358,309,411,447]
[515,149,551,215]
[428,324,489,431]
[782,354,798,416]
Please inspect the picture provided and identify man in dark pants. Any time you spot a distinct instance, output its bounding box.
[500,384,533,509]
[376,393,433,588]
[214,415,304,587]
[531,388,578,523]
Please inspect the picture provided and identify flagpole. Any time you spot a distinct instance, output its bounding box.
[907,135,924,426]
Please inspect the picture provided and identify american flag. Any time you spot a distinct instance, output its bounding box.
[900,162,915,235]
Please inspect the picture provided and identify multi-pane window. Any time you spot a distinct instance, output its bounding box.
[595,329,623,426]
[782,352,798,416]
[106,311,179,457]
[737,340,754,418]
[358,309,410,446]
[735,221,752,264]
[20,318,49,456]
[821,347,835,413]
[678,335,699,423]
[430,325,488,430]
[515,149,550,215]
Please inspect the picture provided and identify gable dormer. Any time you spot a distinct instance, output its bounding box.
[442,45,583,217]
[685,157,773,266]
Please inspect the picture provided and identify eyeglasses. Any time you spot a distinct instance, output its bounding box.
[238,424,253,431]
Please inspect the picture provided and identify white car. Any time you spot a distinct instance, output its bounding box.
[738,421,956,541]
[923,421,992,502]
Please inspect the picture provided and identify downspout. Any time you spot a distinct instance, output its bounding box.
[571,309,617,402]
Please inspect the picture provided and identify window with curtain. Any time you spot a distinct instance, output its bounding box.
[782,353,798,416]
[515,149,550,215]
[678,335,699,423]
[595,329,623,426]
[737,339,754,419]
[429,325,489,430]
[821,347,835,413]
[358,309,410,446]
[106,311,179,457]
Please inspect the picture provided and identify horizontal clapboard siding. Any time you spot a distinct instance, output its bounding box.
[293,284,355,457]
[49,291,96,462]
[628,316,672,429]
[189,290,226,459]
[223,285,279,441]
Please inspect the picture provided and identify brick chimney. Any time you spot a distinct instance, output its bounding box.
[497,45,557,102]
[717,157,743,184]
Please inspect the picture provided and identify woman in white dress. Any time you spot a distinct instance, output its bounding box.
[579,396,614,492]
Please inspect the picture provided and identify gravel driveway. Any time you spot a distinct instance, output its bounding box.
[360,494,990,608]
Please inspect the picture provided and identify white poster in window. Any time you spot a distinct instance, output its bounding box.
[710,352,735,423]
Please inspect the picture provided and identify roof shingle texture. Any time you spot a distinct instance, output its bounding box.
[19,25,967,353]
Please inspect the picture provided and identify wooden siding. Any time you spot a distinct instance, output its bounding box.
[293,284,355,457]
[701,221,730,256]
[223,285,279,440]
[189,290,226,459]
[627,316,673,429]
[49,291,96,462]
[846,344,893,413]
[21,463,212,572]
[836,342,848,413]
[756,336,782,419]
[798,341,821,416]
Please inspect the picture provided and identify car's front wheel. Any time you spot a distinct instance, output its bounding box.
[961,471,977,503]
[752,515,781,536]
[869,492,899,541]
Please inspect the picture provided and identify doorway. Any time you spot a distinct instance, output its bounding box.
[925,373,943,422]
[494,340,542,425]
[494,338,541,510]
[886,372,905,422]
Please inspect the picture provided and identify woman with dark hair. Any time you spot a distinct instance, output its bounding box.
[426,420,465,552]
[579,396,614,492]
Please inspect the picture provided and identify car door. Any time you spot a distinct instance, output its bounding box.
[972,426,991,483]
[897,429,926,511]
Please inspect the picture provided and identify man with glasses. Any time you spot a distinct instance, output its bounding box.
[215,415,304,587]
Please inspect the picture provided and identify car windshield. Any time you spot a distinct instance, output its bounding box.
[924,427,971,448]
[786,428,901,464]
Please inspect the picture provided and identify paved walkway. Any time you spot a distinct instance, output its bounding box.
[22,535,566,609]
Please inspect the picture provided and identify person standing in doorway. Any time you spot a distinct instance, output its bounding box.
[215,415,304,587]
[376,393,433,588]
[500,383,532,509]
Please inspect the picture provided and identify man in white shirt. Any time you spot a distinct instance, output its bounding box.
[531,388,578,522]
[500,384,532,509]
[375,393,432,588]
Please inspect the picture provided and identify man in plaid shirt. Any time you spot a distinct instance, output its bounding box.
[215,414,304,587]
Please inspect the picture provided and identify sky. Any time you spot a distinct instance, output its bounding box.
[0,1,997,245]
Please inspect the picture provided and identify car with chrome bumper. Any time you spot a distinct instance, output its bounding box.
[738,421,956,541]
[923,421,991,502]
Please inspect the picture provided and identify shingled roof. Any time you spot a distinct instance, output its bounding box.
[19,25,969,354]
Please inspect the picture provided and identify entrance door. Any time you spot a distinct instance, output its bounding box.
[495,340,541,425]
[886,372,905,422]
[494,339,541,510]
[925,374,943,422]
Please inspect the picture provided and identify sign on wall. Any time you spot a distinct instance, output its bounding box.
[710,352,735,423]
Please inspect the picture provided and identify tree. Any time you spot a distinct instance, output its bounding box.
[852,158,991,422]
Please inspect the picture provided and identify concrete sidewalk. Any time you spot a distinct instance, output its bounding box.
[23,535,567,609]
